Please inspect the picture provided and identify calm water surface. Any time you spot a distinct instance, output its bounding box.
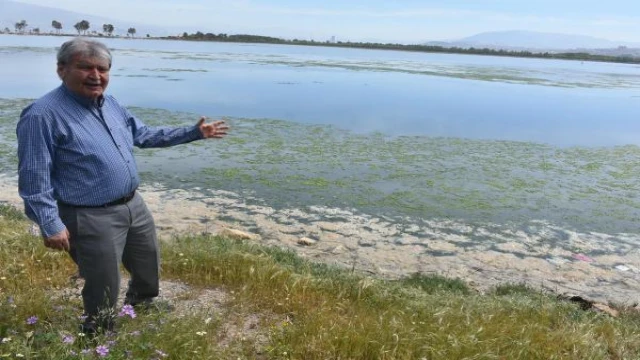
[2,34,640,147]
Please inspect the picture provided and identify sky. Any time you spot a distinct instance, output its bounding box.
[10,0,640,43]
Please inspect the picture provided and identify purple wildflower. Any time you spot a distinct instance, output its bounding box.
[95,345,109,357]
[62,335,75,344]
[26,316,38,325]
[118,304,136,318]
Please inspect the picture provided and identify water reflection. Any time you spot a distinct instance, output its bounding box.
[1,34,640,147]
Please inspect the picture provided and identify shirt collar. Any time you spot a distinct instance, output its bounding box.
[61,84,105,109]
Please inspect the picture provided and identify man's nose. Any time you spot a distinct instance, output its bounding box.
[88,68,100,78]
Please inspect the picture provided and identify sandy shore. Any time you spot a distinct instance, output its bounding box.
[3,175,640,305]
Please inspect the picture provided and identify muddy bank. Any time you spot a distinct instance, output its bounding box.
[2,175,640,305]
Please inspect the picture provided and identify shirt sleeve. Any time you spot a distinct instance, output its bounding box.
[123,107,204,148]
[16,109,66,238]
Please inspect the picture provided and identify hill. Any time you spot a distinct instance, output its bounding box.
[427,30,640,52]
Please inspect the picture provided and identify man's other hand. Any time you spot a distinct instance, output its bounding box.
[44,228,70,251]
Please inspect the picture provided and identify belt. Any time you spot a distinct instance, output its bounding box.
[58,190,137,208]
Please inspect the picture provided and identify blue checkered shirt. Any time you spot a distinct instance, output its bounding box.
[17,85,203,237]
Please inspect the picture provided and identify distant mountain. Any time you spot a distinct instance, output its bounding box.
[0,0,186,37]
[426,30,640,51]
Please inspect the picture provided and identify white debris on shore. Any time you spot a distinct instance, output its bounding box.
[2,175,640,305]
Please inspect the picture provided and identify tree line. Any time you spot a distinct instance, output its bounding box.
[4,20,639,65]
[3,19,137,37]
[179,32,284,44]
[173,31,640,65]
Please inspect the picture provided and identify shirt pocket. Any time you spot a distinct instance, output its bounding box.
[113,123,134,152]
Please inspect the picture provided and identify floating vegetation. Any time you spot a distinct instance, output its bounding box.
[2,98,638,235]
[143,68,208,72]
[162,53,640,89]
[2,43,640,89]
[0,46,55,54]
[116,74,170,78]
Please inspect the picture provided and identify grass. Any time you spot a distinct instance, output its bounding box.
[1,205,640,359]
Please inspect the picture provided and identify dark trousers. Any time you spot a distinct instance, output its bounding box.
[59,192,160,322]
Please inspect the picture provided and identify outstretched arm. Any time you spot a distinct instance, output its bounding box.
[125,110,228,148]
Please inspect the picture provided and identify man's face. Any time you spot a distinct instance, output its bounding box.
[57,55,110,100]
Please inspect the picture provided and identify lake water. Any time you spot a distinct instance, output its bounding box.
[2,34,640,147]
[2,34,640,264]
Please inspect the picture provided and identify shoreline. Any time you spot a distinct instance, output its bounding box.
[2,175,640,305]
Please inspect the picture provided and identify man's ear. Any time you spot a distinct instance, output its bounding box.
[56,62,65,80]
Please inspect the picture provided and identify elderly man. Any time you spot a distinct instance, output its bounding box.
[17,37,228,334]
